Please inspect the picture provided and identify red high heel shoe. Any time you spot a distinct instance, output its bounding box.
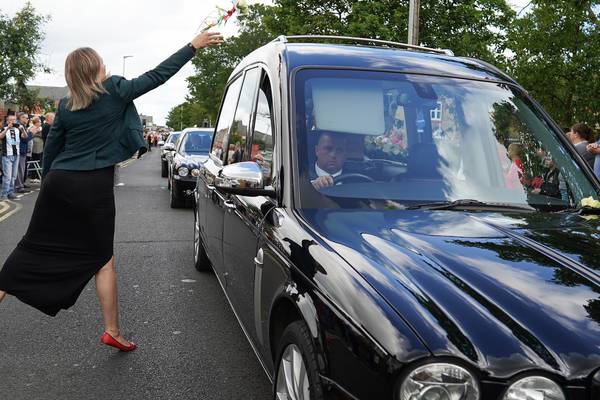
[100,331,137,352]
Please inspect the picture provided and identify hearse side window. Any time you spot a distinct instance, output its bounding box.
[226,67,261,165]
[250,74,274,186]
[211,76,243,164]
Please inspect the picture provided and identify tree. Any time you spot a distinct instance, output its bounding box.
[0,3,50,108]
[185,1,515,121]
[263,0,515,64]
[506,0,600,131]
[165,101,209,130]
[187,4,272,123]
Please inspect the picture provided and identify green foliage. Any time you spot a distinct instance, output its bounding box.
[263,0,514,63]
[0,2,50,108]
[506,0,600,132]
[165,101,209,131]
[185,1,515,118]
[184,0,598,137]
[187,4,272,123]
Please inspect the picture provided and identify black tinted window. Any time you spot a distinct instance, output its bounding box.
[227,67,261,165]
[250,76,274,185]
[211,76,243,163]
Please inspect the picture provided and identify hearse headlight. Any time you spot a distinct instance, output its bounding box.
[399,363,479,400]
[191,168,200,177]
[178,167,189,177]
[503,376,565,400]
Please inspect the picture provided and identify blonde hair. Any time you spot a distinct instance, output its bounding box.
[32,117,41,125]
[64,47,107,111]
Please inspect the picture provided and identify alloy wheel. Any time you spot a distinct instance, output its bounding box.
[275,344,310,400]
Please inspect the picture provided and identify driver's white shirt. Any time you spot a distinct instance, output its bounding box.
[315,163,342,178]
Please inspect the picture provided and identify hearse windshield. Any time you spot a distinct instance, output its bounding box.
[293,69,599,210]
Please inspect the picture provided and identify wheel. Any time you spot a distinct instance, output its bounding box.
[161,160,168,177]
[193,205,211,271]
[274,321,324,400]
[170,180,184,208]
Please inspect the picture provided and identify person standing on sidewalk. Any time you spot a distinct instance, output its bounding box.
[0,115,27,200]
[31,117,44,162]
[0,29,223,352]
[41,112,55,145]
[14,112,32,193]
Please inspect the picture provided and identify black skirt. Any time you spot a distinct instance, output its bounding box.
[0,166,115,316]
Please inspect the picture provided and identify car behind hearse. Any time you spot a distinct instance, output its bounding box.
[194,36,600,400]
[167,127,213,208]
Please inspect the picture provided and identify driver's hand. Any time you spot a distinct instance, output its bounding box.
[311,176,334,189]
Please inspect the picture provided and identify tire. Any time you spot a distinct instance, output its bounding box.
[170,180,184,208]
[161,160,168,177]
[193,205,211,271]
[274,321,325,400]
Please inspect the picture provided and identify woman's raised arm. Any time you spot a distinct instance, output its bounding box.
[113,31,223,103]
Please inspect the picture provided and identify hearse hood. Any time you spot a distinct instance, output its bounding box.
[299,209,600,380]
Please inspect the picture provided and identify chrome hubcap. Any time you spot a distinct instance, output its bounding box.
[275,344,310,400]
[194,210,199,262]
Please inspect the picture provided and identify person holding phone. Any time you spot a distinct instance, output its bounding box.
[0,29,223,352]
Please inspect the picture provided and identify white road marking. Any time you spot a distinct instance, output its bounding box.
[0,200,23,223]
[181,279,196,283]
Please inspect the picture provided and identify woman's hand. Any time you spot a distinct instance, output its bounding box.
[191,31,224,49]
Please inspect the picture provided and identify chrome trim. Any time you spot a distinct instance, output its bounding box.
[272,34,454,56]
[215,161,265,191]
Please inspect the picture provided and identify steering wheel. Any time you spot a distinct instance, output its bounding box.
[333,173,375,185]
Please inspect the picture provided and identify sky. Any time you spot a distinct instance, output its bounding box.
[3,0,530,126]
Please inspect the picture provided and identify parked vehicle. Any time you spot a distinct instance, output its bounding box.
[161,131,181,177]
[195,36,600,400]
[167,127,212,208]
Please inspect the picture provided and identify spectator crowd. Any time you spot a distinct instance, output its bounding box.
[1,112,54,200]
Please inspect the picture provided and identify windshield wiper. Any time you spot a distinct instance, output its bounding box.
[406,199,536,212]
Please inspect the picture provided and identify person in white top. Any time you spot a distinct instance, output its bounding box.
[1,115,27,199]
[311,131,348,189]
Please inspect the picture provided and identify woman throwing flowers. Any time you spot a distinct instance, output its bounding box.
[0,29,223,352]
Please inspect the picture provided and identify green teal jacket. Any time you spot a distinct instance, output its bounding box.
[42,44,196,177]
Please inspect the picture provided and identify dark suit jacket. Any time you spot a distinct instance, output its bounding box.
[42,44,196,177]
[41,123,51,143]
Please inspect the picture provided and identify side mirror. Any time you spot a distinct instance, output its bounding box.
[215,161,276,198]
[163,143,175,151]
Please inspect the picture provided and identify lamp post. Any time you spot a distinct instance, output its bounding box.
[180,105,183,131]
[408,0,420,45]
[122,55,133,77]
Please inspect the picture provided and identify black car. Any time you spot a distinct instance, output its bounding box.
[195,36,600,400]
[161,131,181,177]
[167,127,212,208]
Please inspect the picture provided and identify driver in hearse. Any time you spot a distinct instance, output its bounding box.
[310,130,349,189]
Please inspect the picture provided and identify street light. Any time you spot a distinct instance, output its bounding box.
[122,55,133,77]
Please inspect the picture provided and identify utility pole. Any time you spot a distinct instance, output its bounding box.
[180,105,183,131]
[408,0,420,46]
